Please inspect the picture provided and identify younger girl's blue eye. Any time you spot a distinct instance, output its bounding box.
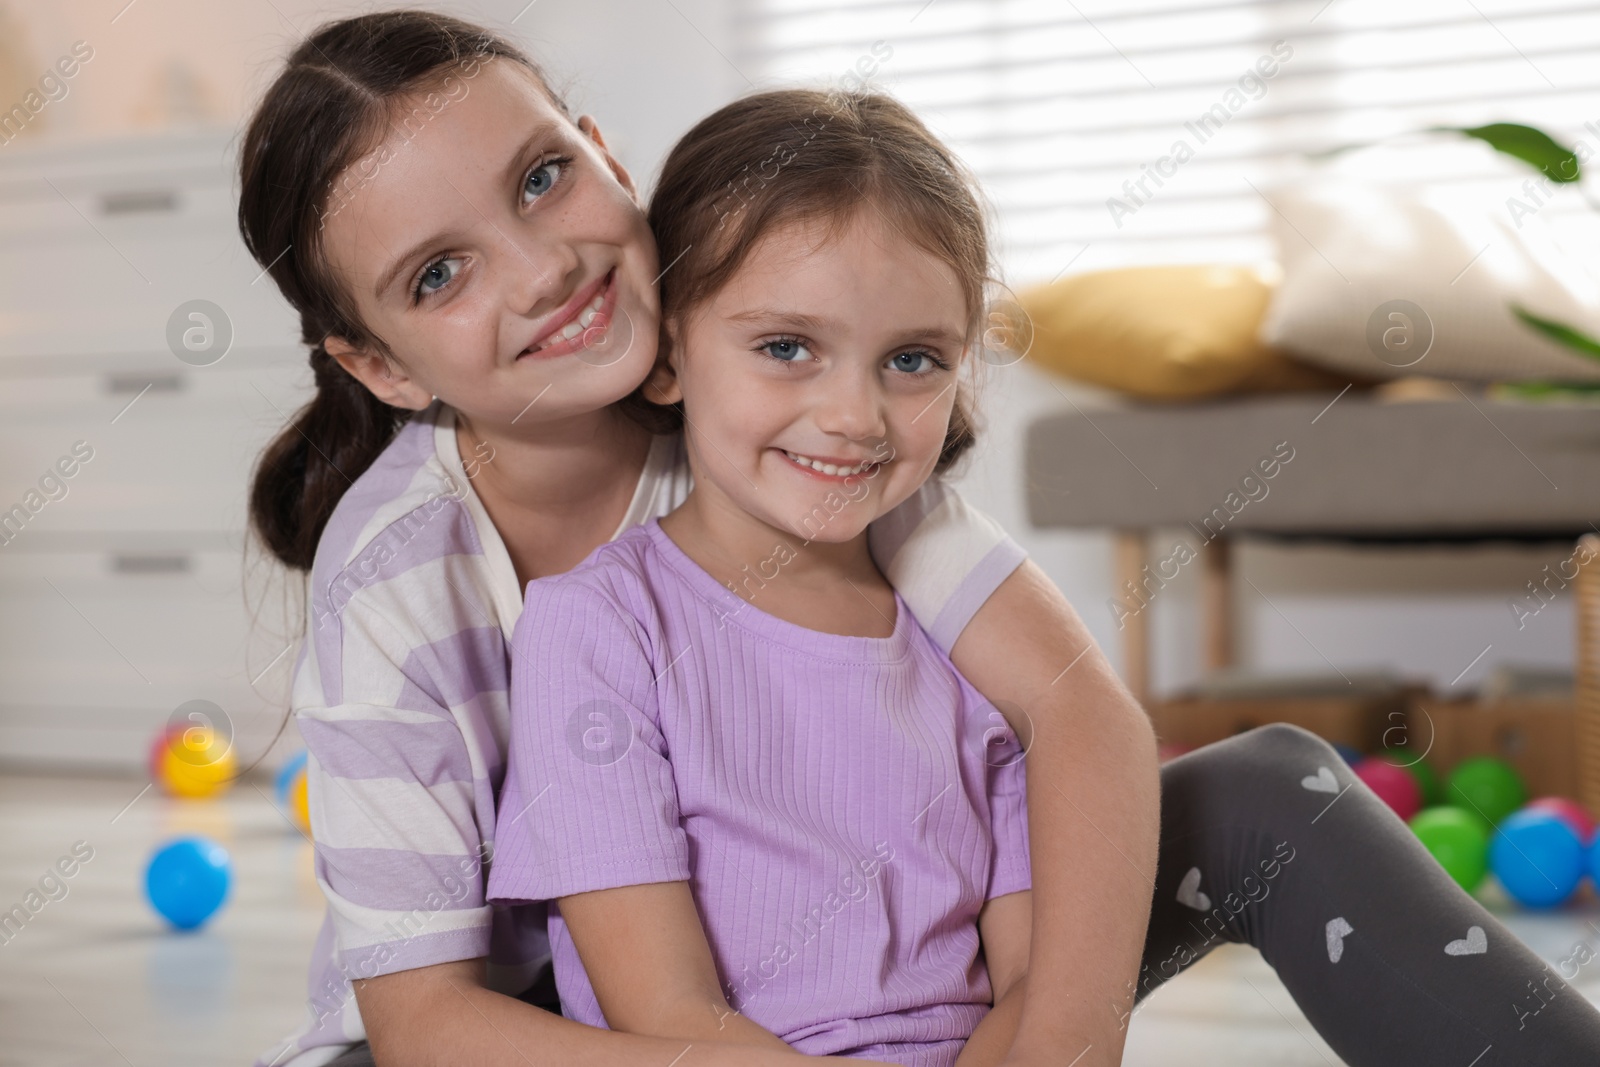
[524,160,563,201]
[762,339,810,362]
[417,256,462,297]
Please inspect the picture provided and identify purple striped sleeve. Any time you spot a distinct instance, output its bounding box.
[927,539,1029,653]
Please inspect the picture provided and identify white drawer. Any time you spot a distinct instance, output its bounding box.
[0,546,299,770]
[0,129,302,365]
[0,360,312,536]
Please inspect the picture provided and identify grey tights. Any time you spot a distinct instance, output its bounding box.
[1135,722,1600,1065]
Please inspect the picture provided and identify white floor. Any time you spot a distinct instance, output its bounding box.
[3,771,1599,1066]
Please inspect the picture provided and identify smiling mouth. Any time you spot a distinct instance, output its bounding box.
[780,449,883,478]
[519,270,617,359]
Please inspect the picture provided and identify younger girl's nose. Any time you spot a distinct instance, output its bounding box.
[812,364,889,442]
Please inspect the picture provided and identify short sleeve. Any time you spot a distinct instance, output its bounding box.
[868,479,1027,655]
[984,707,1032,901]
[486,576,690,907]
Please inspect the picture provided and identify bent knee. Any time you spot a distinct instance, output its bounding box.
[1165,722,1342,812]
[1180,721,1336,770]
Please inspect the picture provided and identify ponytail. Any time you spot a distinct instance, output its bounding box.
[238,11,567,570]
[249,346,407,571]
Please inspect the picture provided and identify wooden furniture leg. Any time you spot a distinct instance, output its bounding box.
[1202,536,1234,675]
[1114,530,1149,705]
[1576,534,1600,819]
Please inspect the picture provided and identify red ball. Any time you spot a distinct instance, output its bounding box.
[147,724,182,780]
[1354,757,1423,821]
[1525,797,1597,846]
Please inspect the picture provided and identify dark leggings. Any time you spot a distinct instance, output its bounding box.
[323,723,1600,1066]
[1139,722,1600,1065]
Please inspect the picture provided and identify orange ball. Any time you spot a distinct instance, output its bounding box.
[158,725,237,799]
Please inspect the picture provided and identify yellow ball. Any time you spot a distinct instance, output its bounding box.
[289,767,311,835]
[159,726,237,799]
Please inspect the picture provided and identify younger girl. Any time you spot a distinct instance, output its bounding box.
[486,89,1600,1067]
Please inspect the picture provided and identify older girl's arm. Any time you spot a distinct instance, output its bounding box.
[948,560,1160,1067]
[355,957,839,1066]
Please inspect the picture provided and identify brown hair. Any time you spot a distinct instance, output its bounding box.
[644,89,992,471]
[239,11,568,570]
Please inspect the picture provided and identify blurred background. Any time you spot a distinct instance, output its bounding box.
[5,1,1600,1064]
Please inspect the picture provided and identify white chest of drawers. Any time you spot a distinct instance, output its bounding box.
[0,129,313,770]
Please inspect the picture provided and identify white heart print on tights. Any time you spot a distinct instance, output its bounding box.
[1326,917,1354,963]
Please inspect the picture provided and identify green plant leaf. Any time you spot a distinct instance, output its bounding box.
[1434,123,1581,182]
[1511,304,1600,362]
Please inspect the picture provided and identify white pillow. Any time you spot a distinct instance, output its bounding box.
[1259,145,1600,383]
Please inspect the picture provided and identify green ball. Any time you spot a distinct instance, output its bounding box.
[1409,805,1490,891]
[1446,757,1527,830]
[1382,747,1442,806]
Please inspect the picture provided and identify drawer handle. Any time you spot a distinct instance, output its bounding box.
[99,189,179,215]
[111,554,191,575]
[105,373,183,395]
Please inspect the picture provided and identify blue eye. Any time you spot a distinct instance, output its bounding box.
[415,256,462,299]
[891,350,938,374]
[524,160,564,202]
[761,338,811,363]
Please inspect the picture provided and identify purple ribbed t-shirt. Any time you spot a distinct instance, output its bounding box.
[487,520,1031,1066]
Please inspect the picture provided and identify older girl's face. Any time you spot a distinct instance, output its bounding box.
[319,57,659,432]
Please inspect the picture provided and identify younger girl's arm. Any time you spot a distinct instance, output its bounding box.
[558,881,790,1050]
[955,890,1033,1067]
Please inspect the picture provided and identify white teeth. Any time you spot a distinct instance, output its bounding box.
[533,288,608,351]
[783,450,876,476]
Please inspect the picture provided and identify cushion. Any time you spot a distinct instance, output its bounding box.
[1260,143,1600,384]
[1019,265,1351,401]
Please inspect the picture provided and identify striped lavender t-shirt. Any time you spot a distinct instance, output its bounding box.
[488,520,1031,1066]
[255,400,1026,1067]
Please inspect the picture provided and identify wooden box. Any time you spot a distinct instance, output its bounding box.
[1401,696,1579,802]
[1144,690,1410,753]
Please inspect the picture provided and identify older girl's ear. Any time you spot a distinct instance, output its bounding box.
[324,335,435,411]
[577,115,638,202]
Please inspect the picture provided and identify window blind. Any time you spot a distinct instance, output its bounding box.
[737,0,1600,283]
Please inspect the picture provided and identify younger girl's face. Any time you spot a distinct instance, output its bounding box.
[655,211,970,545]
[319,58,659,430]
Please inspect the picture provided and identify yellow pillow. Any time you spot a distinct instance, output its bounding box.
[1019,265,1351,401]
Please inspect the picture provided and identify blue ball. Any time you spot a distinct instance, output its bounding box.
[1490,811,1585,908]
[145,837,231,930]
[274,750,308,805]
[1332,743,1364,767]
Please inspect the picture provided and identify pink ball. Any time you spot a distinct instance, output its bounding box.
[1525,797,1597,845]
[1354,757,1423,821]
